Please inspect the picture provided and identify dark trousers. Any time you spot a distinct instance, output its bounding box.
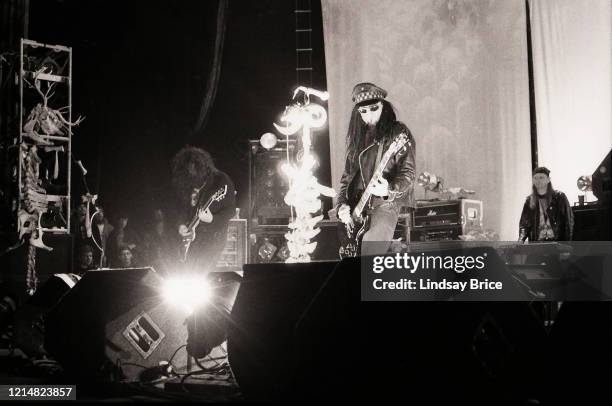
[361,198,400,256]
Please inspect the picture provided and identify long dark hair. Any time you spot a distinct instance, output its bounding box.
[529,182,554,209]
[346,100,397,159]
[171,146,217,204]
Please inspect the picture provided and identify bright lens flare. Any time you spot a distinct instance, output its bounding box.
[162,276,212,314]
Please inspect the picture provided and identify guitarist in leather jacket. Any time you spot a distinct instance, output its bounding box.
[337,83,416,255]
[171,146,236,271]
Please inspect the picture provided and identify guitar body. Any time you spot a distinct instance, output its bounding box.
[179,223,198,263]
[338,214,370,258]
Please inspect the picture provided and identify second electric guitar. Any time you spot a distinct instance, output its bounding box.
[179,185,228,263]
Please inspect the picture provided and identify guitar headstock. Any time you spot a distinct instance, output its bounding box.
[212,185,228,202]
[389,132,409,155]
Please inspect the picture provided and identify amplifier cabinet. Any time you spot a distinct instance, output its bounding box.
[411,199,483,242]
[411,226,462,242]
[572,203,611,241]
[216,219,248,271]
[248,140,296,226]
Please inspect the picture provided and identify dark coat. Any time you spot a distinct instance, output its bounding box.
[337,121,416,210]
[519,190,574,241]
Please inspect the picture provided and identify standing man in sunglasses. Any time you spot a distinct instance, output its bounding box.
[336,82,416,255]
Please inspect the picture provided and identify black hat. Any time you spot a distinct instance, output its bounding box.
[533,166,551,176]
[352,82,387,104]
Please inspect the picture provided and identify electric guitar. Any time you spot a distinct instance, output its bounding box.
[179,185,228,263]
[338,132,409,258]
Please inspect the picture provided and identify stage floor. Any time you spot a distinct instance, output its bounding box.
[0,345,242,402]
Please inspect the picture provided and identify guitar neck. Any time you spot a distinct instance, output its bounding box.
[353,149,394,217]
[187,198,213,230]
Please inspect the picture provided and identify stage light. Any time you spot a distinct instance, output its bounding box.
[577,175,592,192]
[186,302,230,360]
[162,276,212,314]
[185,272,241,360]
[417,172,444,192]
[260,132,278,150]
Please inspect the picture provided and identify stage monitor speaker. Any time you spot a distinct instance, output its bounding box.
[227,261,336,400]
[293,255,547,402]
[45,268,192,382]
[229,251,547,402]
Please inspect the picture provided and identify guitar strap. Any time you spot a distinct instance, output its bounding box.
[375,141,383,168]
[368,141,384,209]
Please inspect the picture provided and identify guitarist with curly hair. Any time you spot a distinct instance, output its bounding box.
[171,146,236,271]
[336,83,416,256]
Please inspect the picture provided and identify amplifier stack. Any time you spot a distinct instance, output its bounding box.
[410,199,483,242]
[216,218,248,271]
[248,139,296,226]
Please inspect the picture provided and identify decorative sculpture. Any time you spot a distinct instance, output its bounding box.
[273,87,336,262]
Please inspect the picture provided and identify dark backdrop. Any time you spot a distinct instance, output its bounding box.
[27,0,329,237]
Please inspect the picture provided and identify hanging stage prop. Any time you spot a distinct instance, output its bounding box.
[273,87,335,263]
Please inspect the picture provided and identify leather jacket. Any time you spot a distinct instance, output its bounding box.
[519,190,574,241]
[337,121,416,210]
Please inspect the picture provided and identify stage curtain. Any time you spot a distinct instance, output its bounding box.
[190,0,228,139]
[530,0,612,205]
[322,0,531,239]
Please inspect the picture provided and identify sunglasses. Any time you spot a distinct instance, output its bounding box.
[358,102,381,114]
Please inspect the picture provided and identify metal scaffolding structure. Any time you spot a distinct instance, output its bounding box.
[17,38,74,240]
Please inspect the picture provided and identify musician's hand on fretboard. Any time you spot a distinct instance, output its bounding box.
[197,207,213,223]
[338,204,351,224]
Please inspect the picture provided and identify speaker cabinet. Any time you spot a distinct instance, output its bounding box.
[228,257,547,402]
[248,139,296,226]
[227,261,335,400]
[572,204,611,241]
[45,268,192,381]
